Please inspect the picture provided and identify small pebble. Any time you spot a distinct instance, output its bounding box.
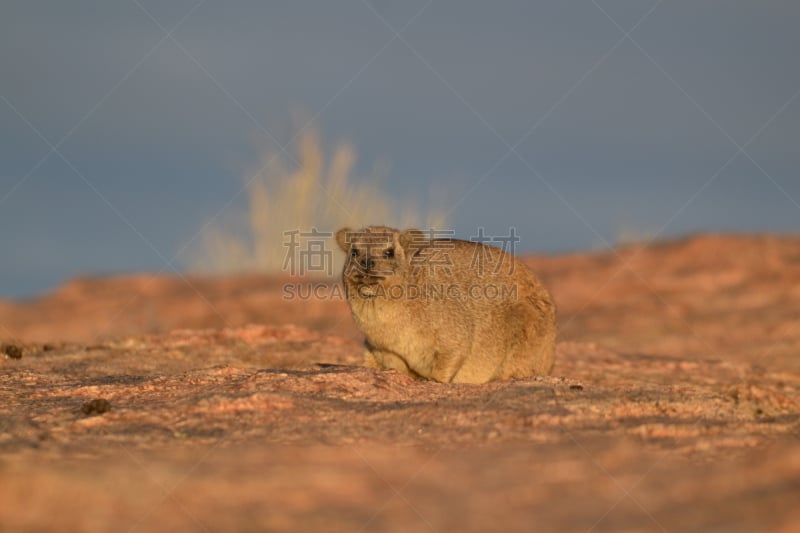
[81,398,112,416]
[2,344,23,359]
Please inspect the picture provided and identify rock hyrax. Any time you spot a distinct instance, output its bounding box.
[335,226,557,383]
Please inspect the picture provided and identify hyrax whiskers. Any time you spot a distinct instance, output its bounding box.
[335,226,557,384]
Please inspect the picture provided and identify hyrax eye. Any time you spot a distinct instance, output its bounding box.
[384,248,395,259]
[350,248,358,258]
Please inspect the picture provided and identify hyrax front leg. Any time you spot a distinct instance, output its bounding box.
[365,346,424,380]
[430,351,467,383]
[363,348,382,370]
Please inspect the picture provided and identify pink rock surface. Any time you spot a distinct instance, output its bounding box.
[1,234,799,531]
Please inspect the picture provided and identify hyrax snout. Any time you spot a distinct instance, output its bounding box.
[335,226,557,384]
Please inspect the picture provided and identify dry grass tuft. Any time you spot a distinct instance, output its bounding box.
[186,126,447,275]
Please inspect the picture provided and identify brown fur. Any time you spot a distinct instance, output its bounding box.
[335,226,557,384]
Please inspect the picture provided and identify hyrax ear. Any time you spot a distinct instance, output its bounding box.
[335,227,353,252]
[397,228,429,257]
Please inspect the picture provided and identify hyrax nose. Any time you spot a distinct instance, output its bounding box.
[364,258,375,271]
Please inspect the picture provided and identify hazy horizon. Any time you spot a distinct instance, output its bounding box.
[2,1,799,298]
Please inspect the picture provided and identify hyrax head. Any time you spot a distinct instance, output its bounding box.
[335,226,428,298]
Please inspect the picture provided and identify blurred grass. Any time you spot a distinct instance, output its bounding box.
[186,126,447,275]
[615,225,658,247]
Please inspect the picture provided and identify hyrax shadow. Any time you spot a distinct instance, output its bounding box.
[335,226,557,384]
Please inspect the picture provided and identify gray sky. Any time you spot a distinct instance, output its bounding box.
[2,1,799,297]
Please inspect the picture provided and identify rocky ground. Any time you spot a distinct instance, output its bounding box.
[1,234,799,532]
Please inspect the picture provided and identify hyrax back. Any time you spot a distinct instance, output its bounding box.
[335,226,557,384]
